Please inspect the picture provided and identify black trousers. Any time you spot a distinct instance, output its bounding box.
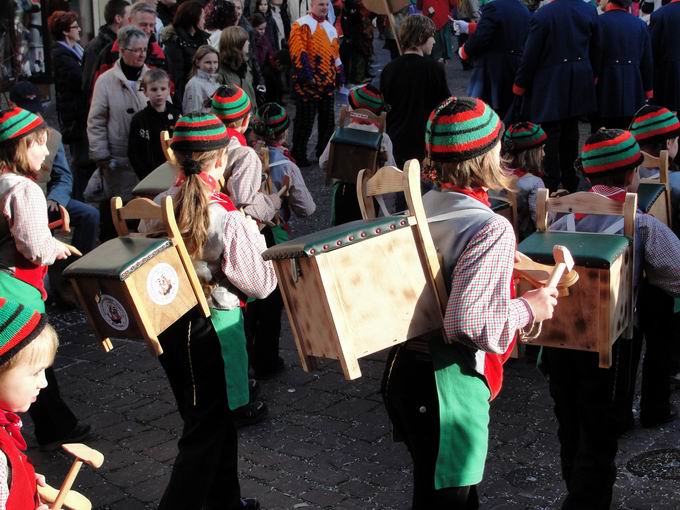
[332,182,364,225]
[542,118,581,192]
[292,94,335,162]
[28,367,78,444]
[382,347,479,510]
[542,340,630,510]
[157,308,241,510]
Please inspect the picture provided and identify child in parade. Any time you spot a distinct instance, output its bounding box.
[382,97,558,509]
[0,107,89,451]
[139,112,277,510]
[128,68,181,180]
[0,298,59,510]
[183,45,222,114]
[546,128,680,508]
[501,122,548,240]
[318,84,395,224]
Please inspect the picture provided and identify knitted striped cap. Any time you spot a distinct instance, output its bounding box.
[580,129,643,176]
[0,297,47,366]
[502,122,547,153]
[0,107,45,145]
[255,102,289,137]
[348,84,385,115]
[170,112,229,153]
[425,97,502,163]
[211,85,252,123]
[629,105,680,147]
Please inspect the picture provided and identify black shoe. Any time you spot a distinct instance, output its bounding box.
[254,356,285,380]
[39,423,92,452]
[232,400,268,428]
[240,498,261,509]
[641,406,678,428]
[249,378,260,401]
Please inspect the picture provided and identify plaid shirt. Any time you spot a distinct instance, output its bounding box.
[0,450,7,509]
[444,216,533,353]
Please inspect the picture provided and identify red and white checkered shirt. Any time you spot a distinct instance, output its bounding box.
[444,216,533,353]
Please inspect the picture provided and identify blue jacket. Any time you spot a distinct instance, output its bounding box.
[463,0,530,119]
[595,9,653,119]
[650,2,680,111]
[46,139,73,207]
[514,0,600,123]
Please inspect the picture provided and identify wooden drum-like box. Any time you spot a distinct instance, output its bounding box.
[518,231,633,367]
[637,183,670,226]
[132,162,178,199]
[64,236,199,355]
[263,216,443,379]
[327,128,382,184]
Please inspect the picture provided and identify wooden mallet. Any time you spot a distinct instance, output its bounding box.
[546,245,575,289]
[50,443,104,510]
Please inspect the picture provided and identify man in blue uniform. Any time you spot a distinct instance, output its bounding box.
[650,0,680,114]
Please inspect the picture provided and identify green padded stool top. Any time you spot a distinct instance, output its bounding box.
[64,237,173,280]
[133,162,177,197]
[519,231,630,269]
[263,216,410,260]
[490,198,510,212]
[330,127,382,151]
[637,183,665,213]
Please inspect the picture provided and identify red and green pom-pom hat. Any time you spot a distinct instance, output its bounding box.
[170,112,229,153]
[0,297,46,366]
[579,129,644,176]
[348,84,385,115]
[502,122,547,153]
[211,85,252,123]
[254,102,289,137]
[629,105,680,148]
[0,107,45,145]
[425,97,503,163]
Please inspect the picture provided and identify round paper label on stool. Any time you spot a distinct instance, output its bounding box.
[98,295,129,331]
[146,263,179,305]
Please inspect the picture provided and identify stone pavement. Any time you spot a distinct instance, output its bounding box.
[30,35,680,510]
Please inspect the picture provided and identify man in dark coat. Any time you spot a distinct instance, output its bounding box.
[455,0,530,120]
[513,0,599,192]
[592,0,653,131]
[650,0,680,113]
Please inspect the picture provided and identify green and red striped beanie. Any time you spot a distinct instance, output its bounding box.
[629,105,680,147]
[211,85,252,123]
[502,122,547,153]
[425,97,502,163]
[254,102,289,138]
[170,112,229,153]
[580,129,643,176]
[0,107,45,145]
[348,84,385,115]
[0,297,46,366]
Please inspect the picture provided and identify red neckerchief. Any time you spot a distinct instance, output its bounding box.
[0,410,26,451]
[574,184,627,220]
[173,172,237,212]
[440,183,491,207]
[272,142,297,164]
[513,168,528,178]
[226,128,247,147]
[605,3,628,11]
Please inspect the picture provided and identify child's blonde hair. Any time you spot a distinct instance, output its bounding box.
[190,45,219,79]
[142,68,170,91]
[504,146,544,177]
[0,127,49,178]
[0,323,58,374]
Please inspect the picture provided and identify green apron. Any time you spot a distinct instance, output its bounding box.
[270,224,290,245]
[0,271,45,313]
[209,307,250,411]
[430,339,491,489]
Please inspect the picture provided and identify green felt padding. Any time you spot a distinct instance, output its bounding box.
[64,237,173,280]
[331,127,382,151]
[132,162,177,197]
[490,199,510,212]
[637,183,665,213]
[263,216,410,260]
[519,232,630,269]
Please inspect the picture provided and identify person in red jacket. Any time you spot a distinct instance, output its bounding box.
[0,298,60,510]
[417,0,456,63]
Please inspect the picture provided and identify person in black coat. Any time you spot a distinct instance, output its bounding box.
[162,0,211,106]
[650,0,680,113]
[513,0,599,192]
[265,0,291,52]
[592,0,653,131]
[455,0,530,120]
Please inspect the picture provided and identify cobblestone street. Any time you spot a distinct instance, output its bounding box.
[29,37,680,510]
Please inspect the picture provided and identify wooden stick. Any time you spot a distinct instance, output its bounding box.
[546,246,574,289]
[37,484,91,510]
[52,459,83,510]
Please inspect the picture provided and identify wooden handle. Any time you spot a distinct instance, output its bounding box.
[52,460,83,510]
[37,484,92,510]
[546,262,566,289]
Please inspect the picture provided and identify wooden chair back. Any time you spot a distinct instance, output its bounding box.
[338,106,387,134]
[640,149,669,184]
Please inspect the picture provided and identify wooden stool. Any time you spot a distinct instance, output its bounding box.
[518,189,637,367]
[64,196,209,356]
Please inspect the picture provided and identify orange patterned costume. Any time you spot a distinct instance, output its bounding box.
[289,14,344,100]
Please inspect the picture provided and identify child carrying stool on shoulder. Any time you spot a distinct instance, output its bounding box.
[319,84,395,224]
[0,298,59,510]
[501,122,548,239]
[183,45,222,114]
